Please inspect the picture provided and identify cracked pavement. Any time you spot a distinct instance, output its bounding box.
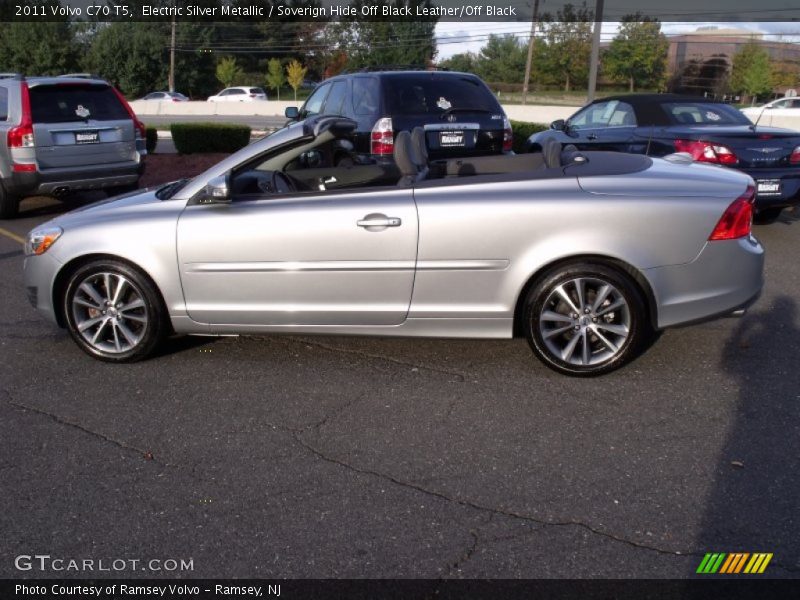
[1,198,799,579]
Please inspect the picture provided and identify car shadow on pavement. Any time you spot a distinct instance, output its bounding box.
[694,296,800,577]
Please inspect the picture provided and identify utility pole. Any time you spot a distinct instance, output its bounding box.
[521,0,541,105]
[587,0,604,102]
[169,14,176,92]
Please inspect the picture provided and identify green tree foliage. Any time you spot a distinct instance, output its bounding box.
[538,3,593,92]
[266,58,285,100]
[439,52,478,74]
[603,15,668,92]
[0,1,79,75]
[474,34,527,84]
[84,22,168,97]
[216,57,244,88]
[730,42,774,101]
[326,0,438,71]
[285,59,308,101]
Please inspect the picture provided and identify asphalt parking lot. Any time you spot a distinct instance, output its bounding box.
[1,196,799,580]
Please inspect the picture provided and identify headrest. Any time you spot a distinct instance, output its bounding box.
[541,137,562,169]
[411,127,428,165]
[394,130,418,177]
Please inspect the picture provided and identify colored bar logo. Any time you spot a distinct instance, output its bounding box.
[696,553,773,574]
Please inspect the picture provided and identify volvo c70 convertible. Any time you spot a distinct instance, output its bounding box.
[23,116,764,376]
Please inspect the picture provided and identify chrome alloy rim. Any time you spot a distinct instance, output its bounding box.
[70,272,148,354]
[538,277,631,367]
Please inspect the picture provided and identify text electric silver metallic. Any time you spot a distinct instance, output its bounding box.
[23,116,764,375]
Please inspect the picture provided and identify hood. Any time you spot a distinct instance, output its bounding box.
[45,187,181,230]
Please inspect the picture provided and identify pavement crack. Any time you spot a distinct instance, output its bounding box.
[283,336,466,382]
[443,530,480,577]
[290,432,711,561]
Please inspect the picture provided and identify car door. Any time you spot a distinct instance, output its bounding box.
[565,99,639,152]
[176,185,418,327]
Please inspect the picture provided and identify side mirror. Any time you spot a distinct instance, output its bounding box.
[285,106,299,119]
[550,119,566,131]
[200,175,231,204]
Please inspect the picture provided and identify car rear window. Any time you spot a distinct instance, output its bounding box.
[250,88,265,94]
[29,84,129,123]
[662,102,751,126]
[383,75,500,116]
[0,88,7,120]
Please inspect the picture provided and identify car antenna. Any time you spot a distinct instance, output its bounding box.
[749,101,767,133]
[645,126,653,156]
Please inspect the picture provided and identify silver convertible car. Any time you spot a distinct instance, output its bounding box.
[23,116,764,375]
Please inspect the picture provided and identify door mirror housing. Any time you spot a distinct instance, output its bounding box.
[285,106,299,119]
[199,175,231,204]
[551,119,566,131]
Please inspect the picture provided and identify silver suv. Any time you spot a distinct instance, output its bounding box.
[0,74,146,218]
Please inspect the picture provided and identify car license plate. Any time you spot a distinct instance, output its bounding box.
[756,179,781,196]
[440,131,465,147]
[75,131,100,144]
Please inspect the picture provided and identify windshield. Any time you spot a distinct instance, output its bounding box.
[29,84,129,123]
[662,102,751,126]
[383,75,500,116]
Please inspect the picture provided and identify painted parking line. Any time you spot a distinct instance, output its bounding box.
[0,226,25,245]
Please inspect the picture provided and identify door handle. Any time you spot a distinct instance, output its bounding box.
[357,216,401,228]
[586,133,598,140]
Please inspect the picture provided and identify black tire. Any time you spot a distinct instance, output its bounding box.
[523,262,650,376]
[63,259,167,362]
[105,182,140,198]
[753,207,783,225]
[0,182,20,219]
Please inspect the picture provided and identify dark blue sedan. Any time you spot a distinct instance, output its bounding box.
[527,94,800,223]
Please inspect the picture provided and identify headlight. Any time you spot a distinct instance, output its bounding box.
[24,226,63,256]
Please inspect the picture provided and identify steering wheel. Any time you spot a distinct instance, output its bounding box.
[271,171,295,194]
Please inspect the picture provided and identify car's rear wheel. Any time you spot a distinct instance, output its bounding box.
[0,183,20,219]
[524,262,649,376]
[753,207,783,225]
[63,260,166,362]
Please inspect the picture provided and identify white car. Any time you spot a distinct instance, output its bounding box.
[741,96,800,121]
[207,87,268,102]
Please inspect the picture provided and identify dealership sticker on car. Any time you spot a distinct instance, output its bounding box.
[756,179,781,196]
[440,131,465,147]
[75,131,100,144]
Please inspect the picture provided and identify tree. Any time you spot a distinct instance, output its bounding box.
[216,57,243,88]
[0,1,79,75]
[439,52,478,74]
[603,16,668,92]
[730,42,773,102]
[324,0,438,71]
[474,35,528,84]
[84,22,168,97]
[266,58,286,100]
[285,59,307,101]
[538,3,594,92]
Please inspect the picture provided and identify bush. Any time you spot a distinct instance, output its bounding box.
[170,123,251,154]
[145,126,158,154]
[510,120,549,153]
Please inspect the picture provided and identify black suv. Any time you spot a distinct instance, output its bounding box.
[285,70,512,166]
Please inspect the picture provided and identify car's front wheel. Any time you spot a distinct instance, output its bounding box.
[63,260,167,362]
[524,262,650,376]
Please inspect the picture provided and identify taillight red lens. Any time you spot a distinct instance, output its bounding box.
[371,117,394,155]
[675,139,738,165]
[790,145,800,165]
[708,185,755,241]
[7,82,34,148]
[111,86,146,139]
[502,115,513,152]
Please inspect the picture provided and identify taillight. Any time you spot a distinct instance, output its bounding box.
[674,139,738,165]
[371,117,394,155]
[790,146,800,165]
[502,115,513,152]
[111,86,146,139]
[7,82,34,149]
[708,185,755,241]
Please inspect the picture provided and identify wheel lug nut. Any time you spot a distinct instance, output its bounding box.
[574,325,580,331]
